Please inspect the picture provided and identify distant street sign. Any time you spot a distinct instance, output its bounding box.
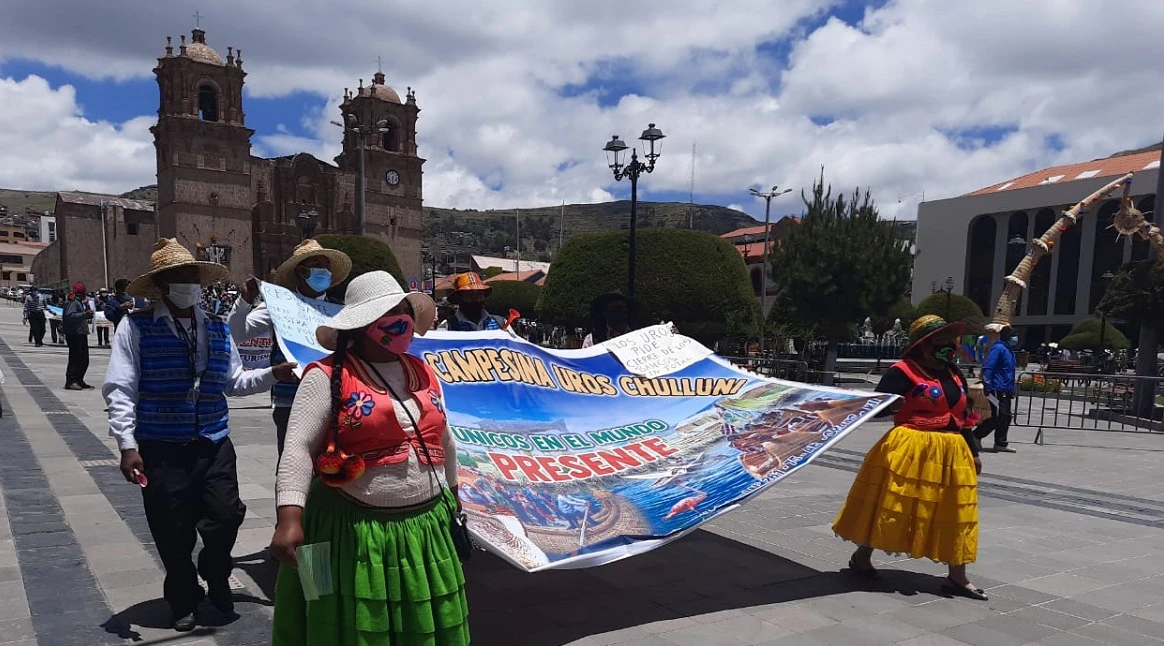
[407,277,419,292]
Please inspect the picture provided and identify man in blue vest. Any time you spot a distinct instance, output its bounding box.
[103,239,298,631]
[974,325,1019,453]
[227,239,351,458]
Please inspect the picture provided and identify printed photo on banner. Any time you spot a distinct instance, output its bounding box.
[262,283,895,572]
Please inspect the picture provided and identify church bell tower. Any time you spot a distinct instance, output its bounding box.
[151,28,255,280]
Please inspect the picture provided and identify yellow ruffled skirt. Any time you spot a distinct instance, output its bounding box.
[832,425,978,566]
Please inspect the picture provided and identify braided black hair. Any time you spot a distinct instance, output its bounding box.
[329,330,352,441]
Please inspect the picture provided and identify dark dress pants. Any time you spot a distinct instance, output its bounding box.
[27,312,46,345]
[139,437,246,616]
[64,333,89,385]
[973,391,1013,447]
[273,406,291,461]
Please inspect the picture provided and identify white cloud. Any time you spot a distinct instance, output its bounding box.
[1,0,1163,220]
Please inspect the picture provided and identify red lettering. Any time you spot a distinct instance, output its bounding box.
[489,452,519,480]
[596,447,642,471]
[623,441,659,463]
[642,437,679,458]
[557,455,591,479]
[513,455,550,482]
[536,456,572,482]
[579,452,616,476]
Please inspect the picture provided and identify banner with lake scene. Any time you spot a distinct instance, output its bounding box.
[261,282,895,571]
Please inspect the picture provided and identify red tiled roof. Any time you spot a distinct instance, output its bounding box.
[721,217,801,240]
[485,270,545,283]
[966,150,1161,196]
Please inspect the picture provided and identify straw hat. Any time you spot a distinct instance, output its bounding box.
[273,239,353,290]
[316,270,436,350]
[903,314,966,358]
[447,271,492,303]
[126,238,228,298]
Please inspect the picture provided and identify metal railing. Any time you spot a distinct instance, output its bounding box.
[1012,371,1164,443]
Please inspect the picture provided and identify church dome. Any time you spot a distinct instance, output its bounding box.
[184,29,224,66]
[359,72,401,103]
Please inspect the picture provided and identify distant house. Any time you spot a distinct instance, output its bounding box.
[721,217,801,312]
[470,254,551,276]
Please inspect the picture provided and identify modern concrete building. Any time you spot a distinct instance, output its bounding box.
[914,148,1160,346]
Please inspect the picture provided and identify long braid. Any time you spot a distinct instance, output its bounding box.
[329,330,351,443]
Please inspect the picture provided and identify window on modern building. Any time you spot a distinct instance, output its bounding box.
[0,254,22,264]
[1,272,9,281]
[126,222,140,235]
[16,273,26,282]
[1090,200,1124,312]
[198,85,219,122]
[1026,209,1055,316]
[966,215,997,316]
[0,231,9,237]
[1054,217,1082,315]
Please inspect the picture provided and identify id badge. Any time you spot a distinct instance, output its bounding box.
[188,377,202,403]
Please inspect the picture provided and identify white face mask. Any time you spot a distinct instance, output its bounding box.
[167,283,202,309]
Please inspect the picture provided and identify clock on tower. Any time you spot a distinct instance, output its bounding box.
[385,170,400,186]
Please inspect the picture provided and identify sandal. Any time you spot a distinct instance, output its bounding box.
[943,577,988,600]
[847,557,880,580]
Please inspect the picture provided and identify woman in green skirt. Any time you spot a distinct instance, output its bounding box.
[271,271,469,645]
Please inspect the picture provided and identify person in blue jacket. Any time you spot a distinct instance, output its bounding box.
[974,326,1018,452]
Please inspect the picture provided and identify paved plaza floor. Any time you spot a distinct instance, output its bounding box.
[0,303,1162,645]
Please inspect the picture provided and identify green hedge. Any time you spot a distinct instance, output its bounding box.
[539,228,758,343]
[915,292,986,334]
[485,280,542,317]
[316,234,405,296]
[1058,318,1129,351]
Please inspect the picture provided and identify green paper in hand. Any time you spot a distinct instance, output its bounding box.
[295,542,333,601]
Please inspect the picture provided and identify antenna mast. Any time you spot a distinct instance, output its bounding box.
[688,142,697,228]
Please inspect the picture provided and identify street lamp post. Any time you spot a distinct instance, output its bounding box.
[932,276,955,320]
[1097,269,1115,359]
[749,185,792,352]
[603,123,665,304]
[331,114,389,235]
[297,206,319,239]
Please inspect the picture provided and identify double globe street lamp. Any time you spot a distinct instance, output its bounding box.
[331,113,389,236]
[749,185,792,351]
[603,123,665,303]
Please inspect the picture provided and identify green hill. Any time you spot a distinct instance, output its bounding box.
[0,184,759,261]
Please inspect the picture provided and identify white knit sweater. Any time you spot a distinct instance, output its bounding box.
[275,358,458,509]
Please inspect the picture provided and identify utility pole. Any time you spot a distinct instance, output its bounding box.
[515,208,520,275]
[749,185,793,352]
[558,201,565,253]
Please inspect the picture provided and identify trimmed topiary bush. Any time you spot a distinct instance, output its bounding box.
[485,280,542,317]
[539,228,759,344]
[316,234,405,296]
[915,292,986,334]
[1058,318,1129,351]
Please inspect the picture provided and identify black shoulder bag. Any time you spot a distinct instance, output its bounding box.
[364,361,475,563]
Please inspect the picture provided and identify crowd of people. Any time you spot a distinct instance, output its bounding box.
[32,233,1006,643]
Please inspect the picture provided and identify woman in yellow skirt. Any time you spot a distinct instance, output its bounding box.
[833,315,988,600]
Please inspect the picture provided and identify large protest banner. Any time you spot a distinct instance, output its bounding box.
[261,282,894,571]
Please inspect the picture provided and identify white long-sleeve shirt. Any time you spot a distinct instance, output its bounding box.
[103,302,279,451]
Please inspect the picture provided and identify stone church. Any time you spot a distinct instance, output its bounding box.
[34,27,424,289]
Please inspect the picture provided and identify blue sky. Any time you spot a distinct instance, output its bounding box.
[1,0,1162,219]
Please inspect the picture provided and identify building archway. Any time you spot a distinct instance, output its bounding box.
[1090,200,1123,312]
[1027,209,1055,316]
[965,215,996,316]
[1054,208,1082,315]
[1006,211,1028,314]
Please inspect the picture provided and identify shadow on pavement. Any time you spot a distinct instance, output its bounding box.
[235,548,281,602]
[464,528,945,645]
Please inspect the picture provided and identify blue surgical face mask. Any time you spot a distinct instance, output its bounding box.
[304,268,332,292]
[1008,336,1019,347]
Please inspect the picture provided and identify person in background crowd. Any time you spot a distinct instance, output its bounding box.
[229,239,352,459]
[582,291,636,348]
[104,278,137,328]
[23,288,47,347]
[270,270,469,645]
[94,291,112,347]
[104,239,298,632]
[446,272,504,331]
[832,315,987,600]
[63,282,94,390]
[435,298,456,331]
[974,325,1019,453]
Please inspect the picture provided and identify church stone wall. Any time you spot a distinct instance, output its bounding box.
[54,203,157,291]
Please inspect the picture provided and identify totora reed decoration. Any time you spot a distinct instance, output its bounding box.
[985,172,1154,331]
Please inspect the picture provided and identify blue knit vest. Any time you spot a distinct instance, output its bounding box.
[132,312,231,444]
[269,293,342,409]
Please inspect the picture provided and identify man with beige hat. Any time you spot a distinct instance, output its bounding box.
[103,239,298,631]
[228,239,352,457]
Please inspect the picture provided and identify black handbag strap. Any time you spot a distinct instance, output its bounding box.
[363,360,459,518]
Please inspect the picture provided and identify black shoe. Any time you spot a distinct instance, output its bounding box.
[172,612,197,632]
[64,383,83,391]
[993,445,1016,453]
[79,382,95,390]
[943,577,989,600]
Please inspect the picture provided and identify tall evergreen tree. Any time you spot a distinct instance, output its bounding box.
[769,172,912,383]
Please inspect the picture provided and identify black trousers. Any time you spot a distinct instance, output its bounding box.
[139,437,246,616]
[973,391,1013,446]
[64,333,89,385]
[49,319,61,344]
[273,406,291,460]
[97,325,110,346]
[27,312,46,346]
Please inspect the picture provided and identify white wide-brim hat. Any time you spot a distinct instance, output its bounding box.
[317,270,436,350]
